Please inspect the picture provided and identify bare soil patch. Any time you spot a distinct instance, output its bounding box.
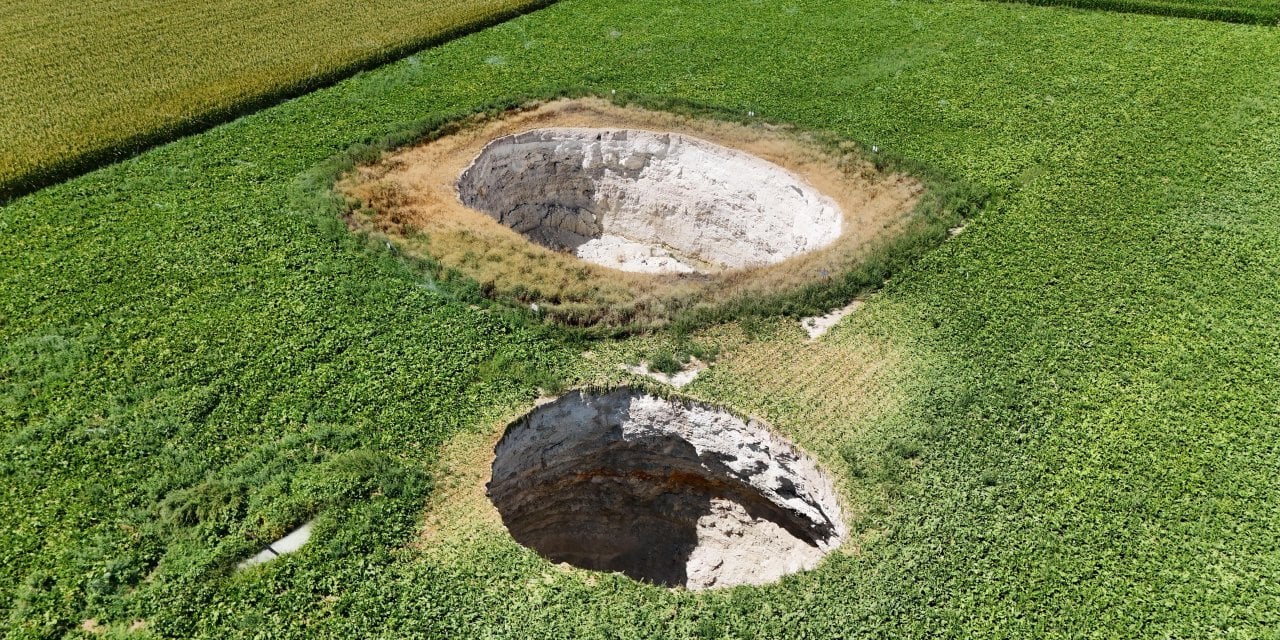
[802,300,865,340]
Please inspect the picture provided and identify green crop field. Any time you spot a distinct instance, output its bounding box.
[0,0,547,200]
[998,0,1280,23]
[3,0,1280,637]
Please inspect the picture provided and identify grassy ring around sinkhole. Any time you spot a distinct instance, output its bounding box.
[330,93,983,330]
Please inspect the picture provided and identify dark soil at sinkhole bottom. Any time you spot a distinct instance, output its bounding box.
[486,387,845,589]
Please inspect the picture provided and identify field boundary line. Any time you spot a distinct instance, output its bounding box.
[992,0,1280,25]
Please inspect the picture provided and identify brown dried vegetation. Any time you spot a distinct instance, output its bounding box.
[339,98,923,327]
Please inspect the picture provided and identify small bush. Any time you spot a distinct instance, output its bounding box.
[648,349,683,375]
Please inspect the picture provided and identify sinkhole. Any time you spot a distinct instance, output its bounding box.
[486,387,845,590]
[457,128,844,274]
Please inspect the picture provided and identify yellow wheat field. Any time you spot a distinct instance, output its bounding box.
[0,0,540,192]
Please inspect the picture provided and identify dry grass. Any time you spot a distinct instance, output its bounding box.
[414,424,507,554]
[680,312,923,554]
[697,322,909,461]
[339,98,924,327]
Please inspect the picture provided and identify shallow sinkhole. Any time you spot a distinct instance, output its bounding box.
[458,128,844,274]
[486,387,845,590]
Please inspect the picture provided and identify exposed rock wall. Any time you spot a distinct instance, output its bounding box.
[487,388,845,589]
[458,128,844,274]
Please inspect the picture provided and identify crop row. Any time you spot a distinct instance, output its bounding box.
[0,0,550,201]
[994,0,1280,24]
[3,0,1279,635]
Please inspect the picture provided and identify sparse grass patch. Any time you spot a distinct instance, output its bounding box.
[634,339,718,376]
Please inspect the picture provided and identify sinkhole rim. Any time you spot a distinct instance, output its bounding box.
[486,386,846,590]
[336,97,926,327]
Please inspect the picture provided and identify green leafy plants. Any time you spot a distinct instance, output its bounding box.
[2,0,1279,635]
[994,0,1280,24]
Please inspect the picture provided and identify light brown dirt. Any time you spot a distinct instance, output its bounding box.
[339,98,923,326]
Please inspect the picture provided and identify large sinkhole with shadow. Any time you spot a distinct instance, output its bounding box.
[486,387,846,590]
[338,98,931,327]
[458,127,844,274]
